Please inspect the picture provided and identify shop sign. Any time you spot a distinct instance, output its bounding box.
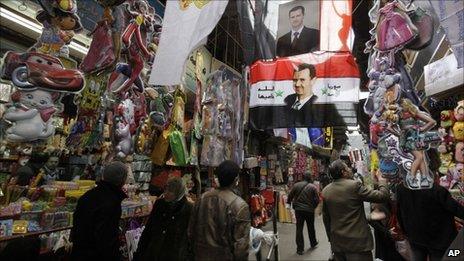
[424,54,464,96]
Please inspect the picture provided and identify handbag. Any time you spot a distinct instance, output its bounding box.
[405,5,434,50]
[376,1,418,51]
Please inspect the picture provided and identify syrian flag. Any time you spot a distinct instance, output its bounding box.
[249,52,360,129]
[148,0,228,85]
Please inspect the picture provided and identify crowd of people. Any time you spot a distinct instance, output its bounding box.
[3,155,462,261]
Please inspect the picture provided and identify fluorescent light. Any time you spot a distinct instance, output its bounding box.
[0,7,88,56]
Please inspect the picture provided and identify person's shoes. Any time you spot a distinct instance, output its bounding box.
[297,250,304,255]
[310,242,319,249]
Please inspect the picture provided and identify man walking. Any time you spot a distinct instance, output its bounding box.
[188,160,250,261]
[71,161,128,261]
[287,172,320,255]
[322,159,389,261]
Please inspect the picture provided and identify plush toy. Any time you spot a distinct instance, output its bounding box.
[440,110,455,129]
[453,101,464,141]
[3,89,59,142]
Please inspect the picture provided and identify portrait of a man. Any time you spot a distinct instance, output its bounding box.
[276,4,320,57]
[285,63,318,125]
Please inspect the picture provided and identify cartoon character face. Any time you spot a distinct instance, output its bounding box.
[19,89,54,109]
[56,15,77,30]
[1,51,84,93]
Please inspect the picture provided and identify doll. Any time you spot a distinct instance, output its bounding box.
[3,89,59,142]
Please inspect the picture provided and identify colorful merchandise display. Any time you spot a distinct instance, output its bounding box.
[365,0,440,190]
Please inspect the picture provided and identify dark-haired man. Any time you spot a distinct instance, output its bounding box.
[189,160,250,261]
[322,159,389,261]
[277,5,320,57]
[285,63,318,126]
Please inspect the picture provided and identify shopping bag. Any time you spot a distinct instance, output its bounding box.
[169,129,188,166]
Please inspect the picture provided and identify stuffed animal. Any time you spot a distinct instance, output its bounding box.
[440,110,455,128]
[3,89,58,142]
[453,101,464,141]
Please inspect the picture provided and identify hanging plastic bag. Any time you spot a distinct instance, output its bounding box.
[151,128,171,165]
[169,129,189,166]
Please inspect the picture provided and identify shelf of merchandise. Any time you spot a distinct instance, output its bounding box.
[0,225,72,242]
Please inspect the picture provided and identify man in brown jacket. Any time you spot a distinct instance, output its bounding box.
[188,160,250,260]
[322,159,389,261]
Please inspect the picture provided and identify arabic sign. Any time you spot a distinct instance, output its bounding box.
[249,52,360,129]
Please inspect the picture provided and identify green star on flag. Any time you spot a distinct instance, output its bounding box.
[275,90,284,97]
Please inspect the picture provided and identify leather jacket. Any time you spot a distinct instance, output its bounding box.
[188,188,250,261]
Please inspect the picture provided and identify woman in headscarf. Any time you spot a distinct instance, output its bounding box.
[134,176,193,261]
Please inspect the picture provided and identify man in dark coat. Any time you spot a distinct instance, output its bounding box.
[322,159,390,261]
[70,161,128,261]
[287,172,320,255]
[277,5,320,57]
[134,176,193,261]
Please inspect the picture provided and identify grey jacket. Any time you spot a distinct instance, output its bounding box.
[322,178,389,253]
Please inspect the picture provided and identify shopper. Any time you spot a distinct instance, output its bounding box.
[397,182,464,261]
[133,176,193,261]
[287,172,319,255]
[15,153,47,186]
[368,202,405,261]
[188,160,250,261]
[322,159,389,261]
[70,161,128,261]
[396,150,464,261]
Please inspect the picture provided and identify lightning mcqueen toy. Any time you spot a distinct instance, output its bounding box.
[1,51,84,93]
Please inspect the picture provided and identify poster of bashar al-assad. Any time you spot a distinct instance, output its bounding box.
[276,0,320,57]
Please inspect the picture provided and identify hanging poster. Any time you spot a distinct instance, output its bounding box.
[249,52,360,129]
[276,1,320,57]
[274,126,333,149]
[237,0,353,65]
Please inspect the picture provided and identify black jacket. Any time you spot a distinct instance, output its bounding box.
[133,196,193,261]
[397,184,464,251]
[287,181,319,213]
[70,181,127,261]
[277,26,320,57]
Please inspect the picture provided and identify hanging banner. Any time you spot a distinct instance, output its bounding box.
[148,0,228,85]
[274,126,333,149]
[249,52,360,129]
[184,46,212,92]
[237,0,353,65]
[429,0,464,68]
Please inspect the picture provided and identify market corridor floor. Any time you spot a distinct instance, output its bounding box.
[249,215,331,261]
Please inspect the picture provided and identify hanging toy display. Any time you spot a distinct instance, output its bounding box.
[365,0,439,190]
[1,51,84,143]
[32,0,83,58]
[108,0,154,94]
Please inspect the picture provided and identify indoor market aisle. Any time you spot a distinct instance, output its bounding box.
[250,215,331,261]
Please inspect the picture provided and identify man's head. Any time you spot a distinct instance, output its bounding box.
[293,63,316,100]
[289,6,305,30]
[329,159,352,180]
[102,161,128,188]
[303,172,313,183]
[164,176,186,202]
[45,156,59,170]
[216,160,240,188]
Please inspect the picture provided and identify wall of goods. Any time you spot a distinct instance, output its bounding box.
[0,0,246,257]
